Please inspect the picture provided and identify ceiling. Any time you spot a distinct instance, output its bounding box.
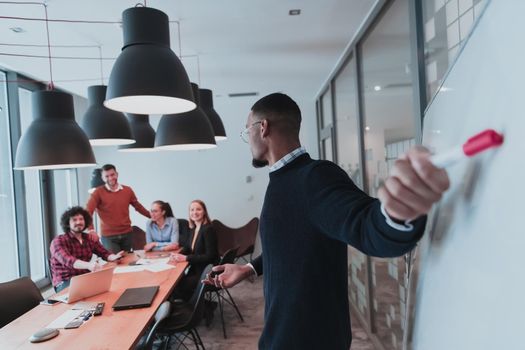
[0,0,377,101]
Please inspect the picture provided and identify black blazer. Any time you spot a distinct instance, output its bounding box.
[181,223,219,270]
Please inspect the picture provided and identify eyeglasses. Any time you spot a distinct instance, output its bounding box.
[240,121,262,143]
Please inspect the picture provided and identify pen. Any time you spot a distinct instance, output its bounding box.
[429,129,504,168]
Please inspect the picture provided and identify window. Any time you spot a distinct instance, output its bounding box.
[0,71,19,282]
[18,87,46,282]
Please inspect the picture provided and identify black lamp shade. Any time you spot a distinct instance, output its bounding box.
[119,114,157,152]
[199,88,227,141]
[105,7,195,115]
[14,90,96,170]
[81,85,134,146]
[155,83,216,150]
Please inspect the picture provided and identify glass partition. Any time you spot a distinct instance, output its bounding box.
[359,0,417,348]
[0,71,19,282]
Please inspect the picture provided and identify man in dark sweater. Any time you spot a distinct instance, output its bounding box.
[206,93,450,349]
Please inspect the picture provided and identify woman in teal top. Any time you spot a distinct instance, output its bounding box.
[144,200,180,252]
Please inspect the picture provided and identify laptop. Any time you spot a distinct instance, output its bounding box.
[112,286,159,311]
[50,267,115,304]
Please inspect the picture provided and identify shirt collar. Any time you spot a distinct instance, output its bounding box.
[105,183,123,192]
[269,147,306,173]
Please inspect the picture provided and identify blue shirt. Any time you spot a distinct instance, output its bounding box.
[145,216,179,251]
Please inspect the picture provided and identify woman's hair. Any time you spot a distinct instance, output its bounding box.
[152,200,174,218]
[60,206,92,233]
[188,199,211,228]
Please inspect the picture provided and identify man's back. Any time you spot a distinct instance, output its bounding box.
[258,154,423,349]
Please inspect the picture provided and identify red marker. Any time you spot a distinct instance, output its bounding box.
[430,129,504,168]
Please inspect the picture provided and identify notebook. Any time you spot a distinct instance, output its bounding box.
[50,267,114,304]
[112,286,159,311]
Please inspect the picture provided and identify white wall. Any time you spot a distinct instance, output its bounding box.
[75,93,318,238]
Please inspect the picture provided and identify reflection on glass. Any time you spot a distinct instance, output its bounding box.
[0,71,19,282]
[423,0,487,99]
[334,57,362,190]
[332,57,369,321]
[19,87,46,281]
[320,89,333,129]
[360,0,416,348]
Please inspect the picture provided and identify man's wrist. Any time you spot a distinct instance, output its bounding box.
[244,263,257,281]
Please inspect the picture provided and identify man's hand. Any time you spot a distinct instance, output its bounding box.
[88,261,104,272]
[378,146,450,221]
[162,243,179,252]
[202,264,255,289]
[108,250,125,262]
[144,242,156,252]
[169,253,187,263]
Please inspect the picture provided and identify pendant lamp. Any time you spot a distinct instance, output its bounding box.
[14,90,97,170]
[155,83,216,150]
[105,6,195,115]
[199,88,227,141]
[81,85,134,146]
[89,167,104,193]
[119,114,157,152]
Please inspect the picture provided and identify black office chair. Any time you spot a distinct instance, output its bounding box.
[205,247,244,338]
[157,264,212,350]
[0,277,43,328]
[135,301,171,350]
[177,218,191,249]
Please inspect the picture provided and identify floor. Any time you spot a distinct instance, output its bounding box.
[168,278,375,350]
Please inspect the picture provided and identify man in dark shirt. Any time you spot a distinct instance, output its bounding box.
[50,206,124,292]
[206,93,450,349]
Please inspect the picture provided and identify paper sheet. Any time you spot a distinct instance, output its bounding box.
[46,309,84,329]
[135,257,170,265]
[145,263,175,272]
[114,265,147,273]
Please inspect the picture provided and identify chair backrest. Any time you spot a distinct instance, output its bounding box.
[131,225,147,250]
[177,218,190,248]
[212,218,259,258]
[141,301,171,350]
[219,247,239,265]
[0,277,43,328]
[183,264,213,329]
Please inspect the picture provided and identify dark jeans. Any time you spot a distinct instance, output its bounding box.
[101,232,133,253]
[54,279,70,293]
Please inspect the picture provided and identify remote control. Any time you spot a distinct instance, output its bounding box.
[94,302,105,316]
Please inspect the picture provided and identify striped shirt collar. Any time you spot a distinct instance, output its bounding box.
[269,147,307,173]
[105,183,123,192]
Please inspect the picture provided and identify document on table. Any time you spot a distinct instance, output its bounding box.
[144,263,175,272]
[114,265,147,273]
[47,309,84,329]
[135,257,170,265]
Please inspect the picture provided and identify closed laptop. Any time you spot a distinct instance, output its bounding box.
[112,286,159,311]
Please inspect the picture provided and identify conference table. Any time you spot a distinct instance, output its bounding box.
[0,252,188,349]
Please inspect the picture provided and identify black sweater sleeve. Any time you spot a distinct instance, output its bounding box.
[305,161,425,258]
[250,255,263,276]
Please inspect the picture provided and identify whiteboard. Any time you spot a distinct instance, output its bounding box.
[413,1,525,349]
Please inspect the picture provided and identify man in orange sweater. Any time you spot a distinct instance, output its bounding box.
[86,164,150,252]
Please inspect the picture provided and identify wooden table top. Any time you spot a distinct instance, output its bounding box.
[0,252,187,350]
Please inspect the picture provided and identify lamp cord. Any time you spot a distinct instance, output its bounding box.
[44,3,53,89]
[98,45,103,85]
